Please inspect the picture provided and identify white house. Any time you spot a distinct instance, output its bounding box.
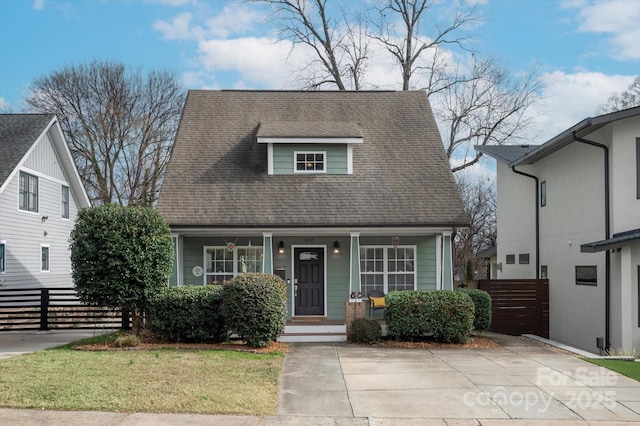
[477,106,640,354]
[0,114,90,289]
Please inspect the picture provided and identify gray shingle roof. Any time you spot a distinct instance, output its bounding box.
[257,121,363,138]
[158,90,468,228]
[474,144,539,165]
[0,114,55,187]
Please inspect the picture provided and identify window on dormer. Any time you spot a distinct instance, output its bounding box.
[295,151,326,173]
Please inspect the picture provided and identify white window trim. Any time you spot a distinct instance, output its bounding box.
[41,244,50,273]
[203,246,264,285]
[61,185,70,219]
[293,151,327,174]
[0,240,6,274]
[360,245,418,294]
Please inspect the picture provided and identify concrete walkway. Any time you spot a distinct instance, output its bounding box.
[1,330,639,424]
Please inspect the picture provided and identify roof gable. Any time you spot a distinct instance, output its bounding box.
[0,114,54,188]
[0,114,90,208]
[158,90,467,228]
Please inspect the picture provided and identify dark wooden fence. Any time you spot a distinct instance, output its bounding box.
[0,287,130,331]
[477,279,549,338]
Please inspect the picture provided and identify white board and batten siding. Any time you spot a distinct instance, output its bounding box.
[0,128,81,290]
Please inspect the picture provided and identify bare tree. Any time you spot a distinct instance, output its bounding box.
[438,56,540,173]
[25,61,185,206]
[599,76,640,113]
[371,0,478,92]
[256,0,370,90]
[453,171,496,283]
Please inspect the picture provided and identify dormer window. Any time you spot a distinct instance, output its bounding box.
[295,151,325,173]
[257,121,362,175]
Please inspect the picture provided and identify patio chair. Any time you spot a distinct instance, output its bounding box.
[368,290,386,319]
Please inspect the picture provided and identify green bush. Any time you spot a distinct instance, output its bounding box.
[458,288,492,331]
[384,291,432,339]
[148,285,228,342]
[348,318,382,344]
[222,273,287,348]
[386,290,475,343]
[70,204,174,335]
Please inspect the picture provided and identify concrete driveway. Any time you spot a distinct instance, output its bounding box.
[278,334,640,422]
[0,329,113,359]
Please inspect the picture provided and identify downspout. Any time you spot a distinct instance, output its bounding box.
[511,167,540,279]
[572,132,610,351]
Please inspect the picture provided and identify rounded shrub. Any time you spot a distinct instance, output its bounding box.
[385,290,475,343]
[429,291,475,343]
[222,273,287,348]
[148,285,228,342]
[385,291,432,340]
[348,318,382,344]
[457,288,492,331]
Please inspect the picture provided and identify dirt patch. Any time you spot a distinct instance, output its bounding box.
[74,337,289,354]
[369,336,500,350]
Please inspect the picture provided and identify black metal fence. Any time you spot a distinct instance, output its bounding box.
[0,287,130,331]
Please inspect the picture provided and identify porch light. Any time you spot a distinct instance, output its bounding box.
[278,240,285,254]
[333,240,340,254]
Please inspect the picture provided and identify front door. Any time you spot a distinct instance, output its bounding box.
[294,247,324,316]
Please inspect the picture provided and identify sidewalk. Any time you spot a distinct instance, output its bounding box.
[1,331,639,424]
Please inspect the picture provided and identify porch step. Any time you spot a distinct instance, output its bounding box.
[278,323,347,343]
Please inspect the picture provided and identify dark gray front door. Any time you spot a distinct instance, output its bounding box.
[294,247,324,316]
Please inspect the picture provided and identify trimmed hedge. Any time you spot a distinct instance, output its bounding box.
[222,273,287,348]
[348,318,382,344]
[148,285,228,342]
[457,288,492,331]
[385,290,475,343]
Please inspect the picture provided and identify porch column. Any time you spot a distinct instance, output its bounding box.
[435,235,442,290]
[349,232,361,295]
[170,233,183,287]
[442,231,453,290]
[620,247,633,349]
[262,233,273,274]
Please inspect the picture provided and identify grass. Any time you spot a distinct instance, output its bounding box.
[585,358,640,382]
[0,334,285,414]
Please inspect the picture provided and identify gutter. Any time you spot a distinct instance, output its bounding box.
[573,132,611,351]
[510,167,540,279]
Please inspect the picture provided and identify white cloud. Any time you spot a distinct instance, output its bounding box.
[530,71,634,141]
[197,37,297,88]
[145,0,196,6]
[154,12,201,40]
[0,97,12,112]
[569,0,640,60]
[204,5,265,39]
[32,0,45,11]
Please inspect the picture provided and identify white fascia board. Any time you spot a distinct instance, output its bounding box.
[257,137,363,144]
[169,226,456,237]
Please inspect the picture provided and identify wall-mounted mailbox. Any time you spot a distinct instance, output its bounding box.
[274,267,286,280]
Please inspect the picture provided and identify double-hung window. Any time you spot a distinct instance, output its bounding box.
[295,151,325,172]
[360,246,416,297]
[61,185,70,219]
[19,172,38,212]
[204,246,263,284]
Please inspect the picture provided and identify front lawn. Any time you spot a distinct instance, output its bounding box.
[0,335,285,414]
[585,358,640,382]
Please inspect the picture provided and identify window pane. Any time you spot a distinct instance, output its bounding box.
[0,244,4,272]
[41,247,49,271]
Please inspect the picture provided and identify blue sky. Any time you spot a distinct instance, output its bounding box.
[0,0,638,150]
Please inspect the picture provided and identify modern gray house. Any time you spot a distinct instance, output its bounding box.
[477,106,640,353]
[157,90,467,341]
[0,114,90,290]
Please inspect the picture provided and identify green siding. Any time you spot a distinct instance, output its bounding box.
[175,234,437,320]
[273,144,348,174]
